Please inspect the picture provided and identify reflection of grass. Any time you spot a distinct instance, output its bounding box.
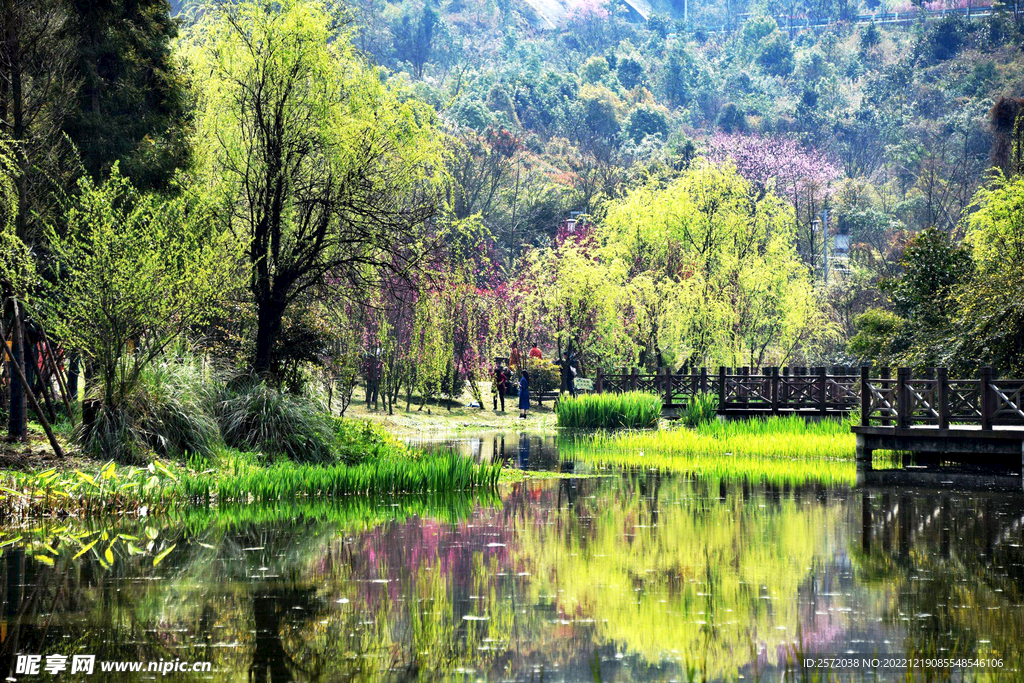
[0,492,497,567]
[559,416,857,486]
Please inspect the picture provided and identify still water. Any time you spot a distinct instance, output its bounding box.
[0,434,1022,681]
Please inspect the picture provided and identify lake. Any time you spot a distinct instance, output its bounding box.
[0,433,1021,681]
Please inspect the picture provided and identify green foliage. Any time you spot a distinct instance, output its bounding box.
[183,0,446,376]
[756,33,795,77]
[887,228,971,325]
[600,161,829,367]
[43,166,230,460]
[523,357,560,394]
[626,105,669,143]
[847,308,906,365]
[217,381,335,464]
[677,391,718,428]
[556,391,662,429]
[65,0,190,190]
[0,133,33,295]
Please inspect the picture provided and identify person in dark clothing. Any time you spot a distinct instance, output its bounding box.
[518,370,530,418]
[493,365,509,411]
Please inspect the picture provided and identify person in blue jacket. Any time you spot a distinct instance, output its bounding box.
[518,370,530,418]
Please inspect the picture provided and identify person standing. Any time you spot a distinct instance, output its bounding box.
[493,365,509,412]
[510,342,521,371]
[518,370,530,418]
[529,343,543,360]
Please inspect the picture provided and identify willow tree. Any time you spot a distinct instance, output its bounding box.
[600,160,829,367]
[183,0,446,377]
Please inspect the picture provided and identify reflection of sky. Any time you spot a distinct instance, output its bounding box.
[4,472,1024,682]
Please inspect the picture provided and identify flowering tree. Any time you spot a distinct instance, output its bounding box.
[708,133,842,269]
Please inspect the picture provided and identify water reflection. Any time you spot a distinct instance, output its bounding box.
[0,477,1021,681]
[407,432,564,472]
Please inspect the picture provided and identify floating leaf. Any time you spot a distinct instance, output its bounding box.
[153,544,176,567]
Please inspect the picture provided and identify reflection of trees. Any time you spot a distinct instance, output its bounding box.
[507,473,849,680]
[854,490,1024,670]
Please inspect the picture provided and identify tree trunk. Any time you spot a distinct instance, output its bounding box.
[252,298,286,377]
[7,304,26,440]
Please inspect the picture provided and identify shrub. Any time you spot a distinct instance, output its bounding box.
[330,418,411,465]
[218,381,334,464]
[678,391,718,428]
[81,352,221,464]
[523,357,561,395]
[556,391,662,429]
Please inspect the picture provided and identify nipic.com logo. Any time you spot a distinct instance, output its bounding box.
[13,655,212,677]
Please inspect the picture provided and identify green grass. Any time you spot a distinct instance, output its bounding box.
[0,449,502,517]
[556,391,662,429]
[189,451,502,504]
[559,415,859,486]
[677,390,718,427]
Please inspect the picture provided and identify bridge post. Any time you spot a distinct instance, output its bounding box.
[770,367,779,415]
[663,367,673,407]
[595,368,603,394]
[819,366,828,416]
[860,366,870,426]
[897,367,910,428]
[630,368,638,392]
[718,366,727,415]
[741,367,749,409]
[699,367,708,393]
[981,366,994,431]
[880,367,892,426]
[936,367,949,429]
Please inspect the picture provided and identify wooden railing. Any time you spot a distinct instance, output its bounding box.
[593,366,861,416]
[592,365,1024,425]
[860,366,1024,430]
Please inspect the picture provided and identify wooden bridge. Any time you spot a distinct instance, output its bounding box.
[854,366,1024,468]
[593,366,862,417]
[594,365,1024,470]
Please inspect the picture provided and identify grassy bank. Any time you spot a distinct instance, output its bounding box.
[559,415,858,486]
[0,448,500,517]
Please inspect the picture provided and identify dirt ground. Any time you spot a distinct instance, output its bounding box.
[342,385,558,437]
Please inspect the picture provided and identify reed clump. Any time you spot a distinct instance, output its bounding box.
[556,391,662,429]
[189,451,502,504]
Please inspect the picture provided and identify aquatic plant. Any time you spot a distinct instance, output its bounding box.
[677,390,718,427]
[556,391,662,429]
[560,415,857,486]
[0,450,502,517]
[197,451,502,503]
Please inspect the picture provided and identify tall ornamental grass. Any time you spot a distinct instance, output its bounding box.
[217,380,335,463]
[557,392,662,429]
